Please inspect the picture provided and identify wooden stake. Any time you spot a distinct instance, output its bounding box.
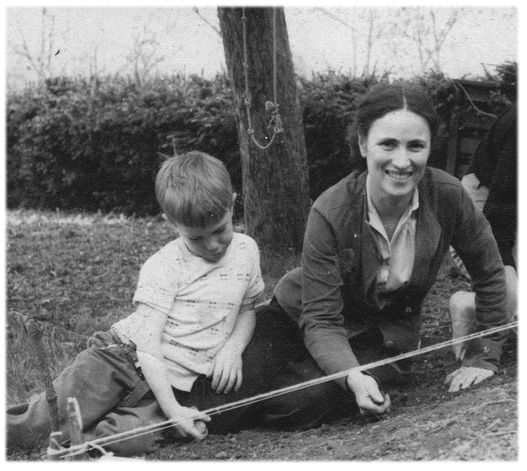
[67,397,87,460]
[25,317,66,459]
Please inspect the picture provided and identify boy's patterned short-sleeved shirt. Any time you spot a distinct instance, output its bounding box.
[114,232,264,392]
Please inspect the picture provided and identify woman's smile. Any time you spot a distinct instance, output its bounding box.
[385,169,413,181]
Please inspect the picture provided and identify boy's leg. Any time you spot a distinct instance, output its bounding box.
[87,394,165,456]
[7,331,144,450]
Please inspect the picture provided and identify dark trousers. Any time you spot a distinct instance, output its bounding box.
[252,298,413,427]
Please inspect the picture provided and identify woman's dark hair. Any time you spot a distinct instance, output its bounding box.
[346,83,441,171]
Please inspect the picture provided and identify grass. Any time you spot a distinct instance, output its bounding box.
[6,209,300,404]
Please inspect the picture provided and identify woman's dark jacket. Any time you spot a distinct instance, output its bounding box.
[274,167,508,387]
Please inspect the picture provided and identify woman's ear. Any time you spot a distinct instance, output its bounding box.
[358,134,367,158]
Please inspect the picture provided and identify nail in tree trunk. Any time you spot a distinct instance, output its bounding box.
[218,7,310,253]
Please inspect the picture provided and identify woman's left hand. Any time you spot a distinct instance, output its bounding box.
[444,366,494,392]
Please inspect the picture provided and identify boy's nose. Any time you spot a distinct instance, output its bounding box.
[205,238,221,252]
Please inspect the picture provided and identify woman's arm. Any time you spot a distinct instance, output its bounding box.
[300,205,389,414]
[451,184,509,372]
[300,206,360,385]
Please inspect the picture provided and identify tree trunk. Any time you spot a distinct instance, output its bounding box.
[218,7,310,253]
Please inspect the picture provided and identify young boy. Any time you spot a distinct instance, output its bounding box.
[8,151,265,455]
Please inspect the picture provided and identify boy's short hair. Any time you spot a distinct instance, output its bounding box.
[155,151,233,227]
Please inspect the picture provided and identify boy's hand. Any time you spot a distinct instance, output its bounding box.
[168,406,210,441]
[210,343,243,394]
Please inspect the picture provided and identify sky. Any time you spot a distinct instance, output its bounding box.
[4,2,519,90]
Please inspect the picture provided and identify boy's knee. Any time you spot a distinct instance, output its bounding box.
[92,402,164,456]
[94,416,162,456]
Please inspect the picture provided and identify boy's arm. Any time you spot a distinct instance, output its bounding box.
[131,303,210,440]
[210,302,256,394]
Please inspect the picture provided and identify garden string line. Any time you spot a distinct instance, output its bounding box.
[242,7,283,150]
[51,320,517,459]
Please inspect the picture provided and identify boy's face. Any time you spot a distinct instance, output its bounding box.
[175,207,234,263]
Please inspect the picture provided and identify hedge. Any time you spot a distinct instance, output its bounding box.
[6,64,516,216]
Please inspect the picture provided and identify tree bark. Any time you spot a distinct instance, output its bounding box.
[218,7,310,253]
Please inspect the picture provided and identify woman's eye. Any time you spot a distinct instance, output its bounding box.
[380,140,396,149]
[409,142,426,151]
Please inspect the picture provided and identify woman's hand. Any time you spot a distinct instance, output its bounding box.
[346,370,391,416]
[210,343,243,394]
[444,366,495,392]
[167,406,210,441]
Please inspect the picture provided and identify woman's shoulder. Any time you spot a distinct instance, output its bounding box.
[420,167,466,213]
[313,171,366,211]
[422,166,463,192]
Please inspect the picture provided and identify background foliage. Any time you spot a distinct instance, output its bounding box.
[6,63,516,216]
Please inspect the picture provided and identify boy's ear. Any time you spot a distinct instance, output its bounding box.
[231,192,237,206]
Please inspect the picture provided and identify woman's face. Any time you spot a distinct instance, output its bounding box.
[359,109,431,202]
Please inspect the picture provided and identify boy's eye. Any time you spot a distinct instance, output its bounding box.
[214,225,226,235]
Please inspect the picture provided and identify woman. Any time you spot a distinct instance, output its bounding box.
[257,83,509,423]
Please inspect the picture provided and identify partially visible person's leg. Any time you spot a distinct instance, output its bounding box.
[449,264,517,361]
[449,291,477,361]
[504,265,518,321]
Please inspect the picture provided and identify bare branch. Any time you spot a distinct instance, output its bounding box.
[193,7,220,36]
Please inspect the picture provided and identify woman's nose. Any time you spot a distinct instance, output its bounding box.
[392,148,411,168]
